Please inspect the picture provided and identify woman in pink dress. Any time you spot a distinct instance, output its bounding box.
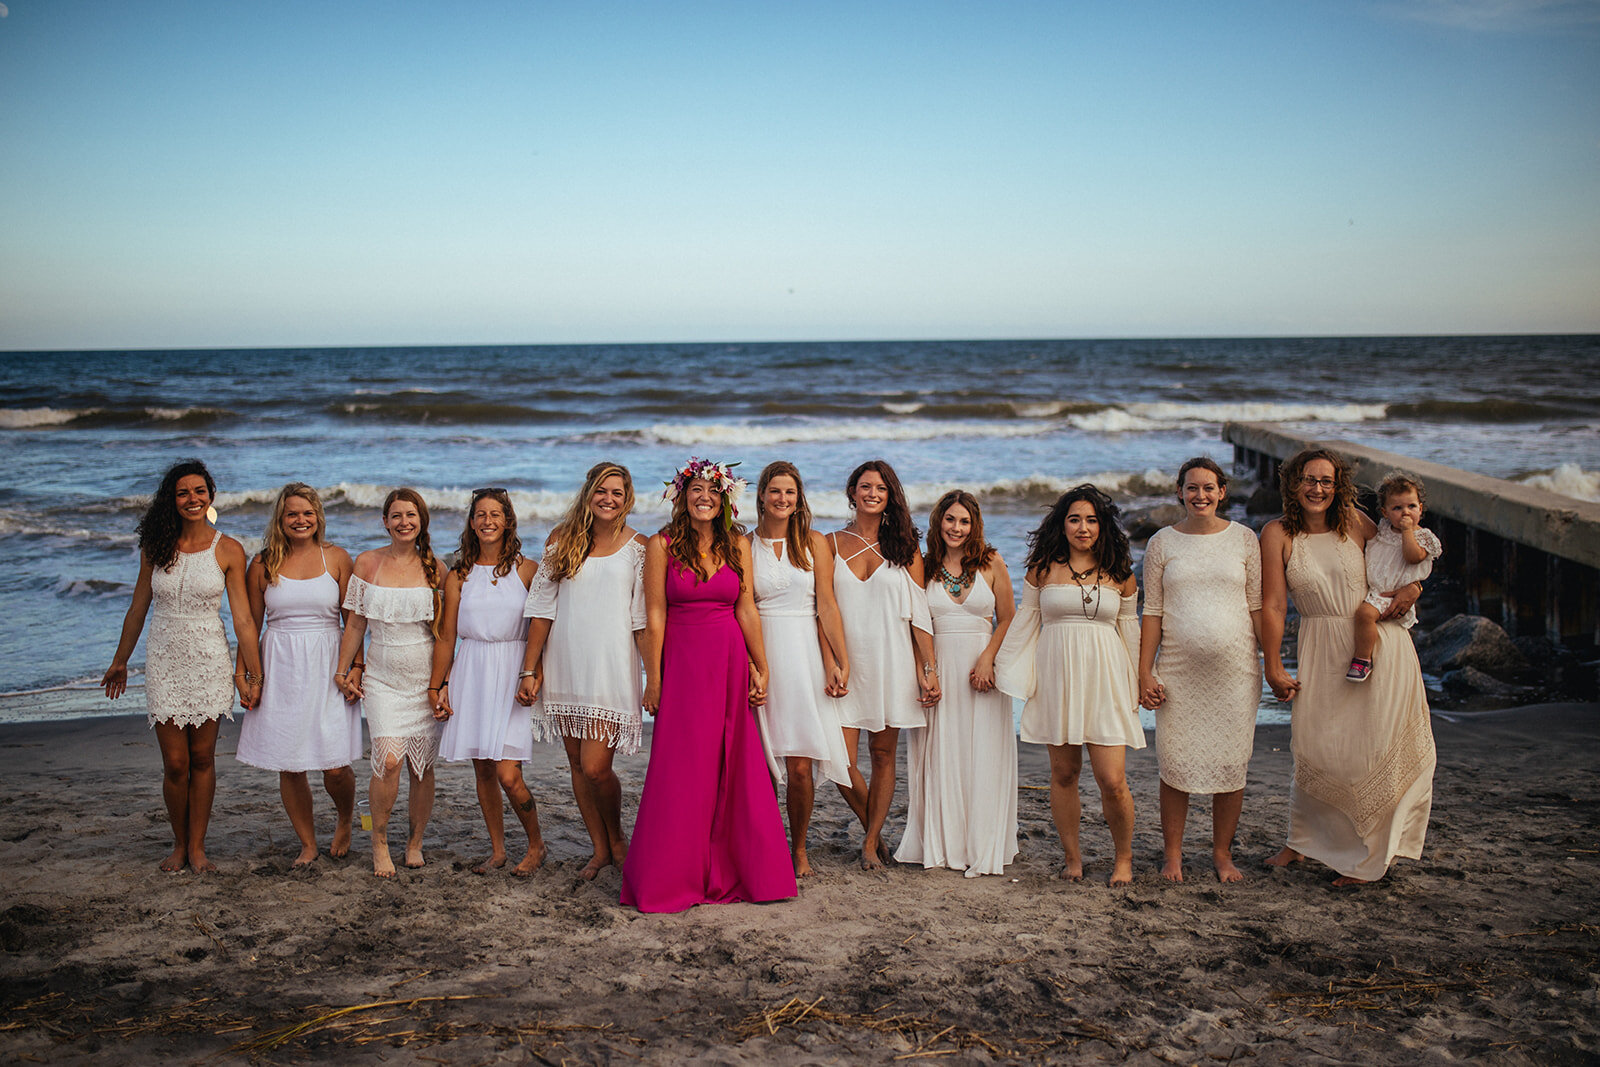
[621,458,797,913]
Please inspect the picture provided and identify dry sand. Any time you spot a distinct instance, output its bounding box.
[1,699,1596,1065]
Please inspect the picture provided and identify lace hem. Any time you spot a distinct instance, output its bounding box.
[369,732,441,775]
[148,706,234,729]
[541,703,643,755]
[344,576,435,623]
[1294,706,1434,837]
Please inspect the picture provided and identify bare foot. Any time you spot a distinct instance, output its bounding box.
[292,845,319,869]
[373,843,397,879]
[793,847,814,878]
[1215,853,1244,883]
[330,821,352,859]
[1109,858,1134,887]
[1058,861,1084,882]
[472,853,508,875]
[512,844,548,878]
[1160,857,1184,882]
[860,842,884,871]
[404,846,425,869]
[579,853,612,881]
[1266,847,1302,868]
[608,833,629,868]
[160,848,187,873]
[189,851,217,874]
[1331,875,1371,888]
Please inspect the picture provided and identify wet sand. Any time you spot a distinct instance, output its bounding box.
[1,699,1596,1064]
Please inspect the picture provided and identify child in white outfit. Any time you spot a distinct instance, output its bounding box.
[1348,471,1442,683]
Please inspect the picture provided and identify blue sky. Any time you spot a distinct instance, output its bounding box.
[1,0,1596,349]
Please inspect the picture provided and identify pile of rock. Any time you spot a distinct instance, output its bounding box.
[1415,614,1596,707]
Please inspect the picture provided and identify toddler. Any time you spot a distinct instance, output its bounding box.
[1348,471,1441,683]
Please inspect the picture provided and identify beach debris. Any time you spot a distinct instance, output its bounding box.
[231,995,493,1053]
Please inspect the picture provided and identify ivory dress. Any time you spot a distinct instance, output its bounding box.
[750,534,852,787]
[996,581,1145,749]
[524,540,646,754]
[1143,523,1262,793]
[1284,532,1434,881]
[439,564,533,763]
[236,551,361,770]
[146,530,235,728]
[343,576,439,774]
[830,538,932,733]
[895,573,1019,877]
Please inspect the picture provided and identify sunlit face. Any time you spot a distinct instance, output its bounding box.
[384,499,422,545]
[174,474,212,523]
[1064,499,1100,552]
[1180,466,1225,520]
[761,474,799,521]
[851,470,889,516]
[589,474,628,524]
[685,478,722,524]
[471,496,507,546]
[1383,488,1422,530]
[281,495,319,543]
[940,502,972,553]
[1295,459,1337,514]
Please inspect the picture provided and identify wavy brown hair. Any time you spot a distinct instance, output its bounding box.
[1278,448,1360,539]
[923,489,996,582]
[662,480,746,587]
[544,462,635,582]
[1176,456,1229,492]
[382,487,443,636]
[260,483,327,584]
[846,459,919,568]
[1377,469,1426,508]
[756,460,814,571]
[137,458,216,571]
[1024,484,1133,584]
[453,488,522,580]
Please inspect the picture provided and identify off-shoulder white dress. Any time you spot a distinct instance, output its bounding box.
[996,581,1145,749]
[343,576,439,774]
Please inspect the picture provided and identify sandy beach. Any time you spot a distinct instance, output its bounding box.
[1,699,1596,1065]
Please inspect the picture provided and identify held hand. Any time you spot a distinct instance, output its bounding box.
[1138,672,1166,709]
[102,663,128,701]
[969,658,996,692]
[825,664,849,698]
[1378,582,1421,621]
[432,691,453,721]
[337,669,364,703]
[1266,666,1300,702]
[748,665,768,707]
[238,679,262,711]
[515,674,542,706]
[643,679,661,717]
[918,670,942,707]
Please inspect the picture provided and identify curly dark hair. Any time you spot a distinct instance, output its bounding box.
[923,489,996,582]
[1023,484,1132,583]
[1278,449,1360,538]
[846,459,919,568]
[137,459,216,571]
[661,483,747,588]
[453,488,522,580]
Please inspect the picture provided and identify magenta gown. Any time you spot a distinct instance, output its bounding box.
[620,560,797,913]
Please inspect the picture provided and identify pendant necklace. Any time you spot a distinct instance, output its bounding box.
[937,564,971,599]
[1069,564,1100,617]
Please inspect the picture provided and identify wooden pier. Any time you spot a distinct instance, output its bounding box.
[1223,422,1600,649]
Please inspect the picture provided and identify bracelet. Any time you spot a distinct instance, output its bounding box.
[427,687,440,692]
[238,670,261,685]
[517,670,537,679]
[350,662,365,670]
[922,662,936,675]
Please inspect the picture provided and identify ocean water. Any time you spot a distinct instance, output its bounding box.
[3,336,1597,722]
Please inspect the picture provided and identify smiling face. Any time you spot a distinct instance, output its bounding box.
[850,470,888,516]
[589,474,628,526]
[1064,499,1101,553]
[1295,458,1337,517]
[384,499,422,546]
[471,496,507,547]
[1180,466,1226,521]
[940,501,972,553]
[761,474,799,522]
[174,474,212,524]
[281,495,319,544]
[1383,487,1422,530]
[685,477,723,525]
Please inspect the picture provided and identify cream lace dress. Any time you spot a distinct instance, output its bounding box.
[145,529,235,728]
[343,576,440,774]
[1143,522,1262,794]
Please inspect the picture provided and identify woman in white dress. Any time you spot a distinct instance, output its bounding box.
[517,462,647,880]
[1137,458,1263,884]
[335,488,443,879]
[238,483,360,868]
[432,488,545,876]
[1261,449,1433,886]
[828,459,939,870]
[103,459,262,873]
[896,490,1018,877]
[750,461,853,877]
[997,484,1143,885]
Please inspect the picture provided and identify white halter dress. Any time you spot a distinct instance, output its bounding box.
[439,564,534,762]
[830,533,932,733]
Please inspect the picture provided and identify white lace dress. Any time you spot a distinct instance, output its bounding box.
[440,564,533,762]
[524,539,645,754]
[750,535,852,787]
[1143,523,1262,794]
[1362,520,1442,626]
[996,582,1145,749]
[146,530,235,728]
[895,573,1019,877]
[831,540,933,733]
[343,576,439,774]
[237,555,361,771]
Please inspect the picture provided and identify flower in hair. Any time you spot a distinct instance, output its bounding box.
[664,457,747,527]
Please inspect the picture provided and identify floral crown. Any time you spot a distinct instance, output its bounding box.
[663,457,747,527]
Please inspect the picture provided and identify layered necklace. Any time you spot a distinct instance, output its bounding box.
[1068,562,1101,617]
[936,563,972,599]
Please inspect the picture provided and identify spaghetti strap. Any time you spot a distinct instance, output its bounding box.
[318,546,330,576]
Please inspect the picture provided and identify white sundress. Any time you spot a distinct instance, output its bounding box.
[146,529,235,729]
[343,575,439,774]
[439,563,534,762]
[830,535,933,733]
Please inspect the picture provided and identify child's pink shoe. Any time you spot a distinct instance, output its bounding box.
[1346,658,1373,683]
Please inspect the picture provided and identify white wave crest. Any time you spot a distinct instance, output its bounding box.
[0,407,88,428]
[1125,401,1388,424]
[1516,463,1600,502]
[881,402,924,415]
[644,419,1053,447]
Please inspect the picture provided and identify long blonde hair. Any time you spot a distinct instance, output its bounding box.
[755,460,814,571]
[260,483,326,584]
[544,462,635,582]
